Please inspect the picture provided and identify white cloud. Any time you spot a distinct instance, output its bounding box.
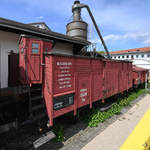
[103,31,150,45]
[90,31,150,50]
[104,34,122,41]
[10,0,150,33]
[143,39,150,45]
[77,0,150,50]
[92,0,150,32]
[37,16,44,19]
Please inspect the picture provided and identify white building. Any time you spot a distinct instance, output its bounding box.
[110,47,150,72]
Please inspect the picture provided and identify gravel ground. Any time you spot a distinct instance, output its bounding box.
[0,93,147,150]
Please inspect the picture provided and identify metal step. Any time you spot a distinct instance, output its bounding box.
[22,85,28,89]
[32,113,47,121]
[21,113,47,126]
[33,131,56,149]
[32,104,45,111]
[22,86,29,93]
[100,102,116,111]
[31,95,43,101]
[31,88,42,92]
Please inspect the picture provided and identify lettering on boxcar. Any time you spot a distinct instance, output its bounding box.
[57,62,72,66]
[58,74,71,77]
[56,61,73,89]
[80,89,88,102]
[58,77,71,81]
[59,85,71,89]
[60,66,70,69]
[61,70,69,73]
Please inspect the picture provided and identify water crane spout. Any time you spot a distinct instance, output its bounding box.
[72,0,110,58]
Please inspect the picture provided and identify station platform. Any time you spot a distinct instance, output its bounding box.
[81,94,150,150]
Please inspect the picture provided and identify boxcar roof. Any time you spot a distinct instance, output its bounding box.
[0,17,90,46]
[45,52,132,63]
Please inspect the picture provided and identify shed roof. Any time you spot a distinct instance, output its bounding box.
[0,17,90,46]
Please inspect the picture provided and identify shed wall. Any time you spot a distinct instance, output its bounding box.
[0,31,20,88]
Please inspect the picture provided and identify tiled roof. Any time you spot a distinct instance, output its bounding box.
[110,47,150,55]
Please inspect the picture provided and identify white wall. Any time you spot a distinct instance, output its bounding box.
[0,31,20,88]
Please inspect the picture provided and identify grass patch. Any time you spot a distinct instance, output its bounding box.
[52,126,64,142]
[86,103,122,127]
[85,88,149,127]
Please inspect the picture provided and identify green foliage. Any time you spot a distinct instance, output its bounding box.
[52,126,64,142]
[97,51,105,55]
[85,88,148,127]
[86,103,122,127]
[148,82,150,88]
[147,90,150,94]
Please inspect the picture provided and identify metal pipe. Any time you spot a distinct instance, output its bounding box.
[72,1,81,21]
[72,1,111,58]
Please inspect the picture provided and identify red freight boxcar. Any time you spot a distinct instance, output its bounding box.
[43,54,133,126]
[19,36,133,126]
[132,65,149,86]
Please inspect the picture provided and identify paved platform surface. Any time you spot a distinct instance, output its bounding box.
[120,103,150,150]
[81,94,150,150]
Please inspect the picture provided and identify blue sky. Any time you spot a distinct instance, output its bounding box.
[1,0,150,52]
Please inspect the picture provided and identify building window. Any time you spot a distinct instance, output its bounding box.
[136,55,139,58]
[141,54,144,58]
[127,55,129,58]
[147,54,150,57]
[114,56,116,58]
[118,56,120,58]
[122,56,124,59]
[131,55,134,59]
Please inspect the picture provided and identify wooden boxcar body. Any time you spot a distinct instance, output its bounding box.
[43,54,133,126]
[132,65,149,86]
[19,35,134,126]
